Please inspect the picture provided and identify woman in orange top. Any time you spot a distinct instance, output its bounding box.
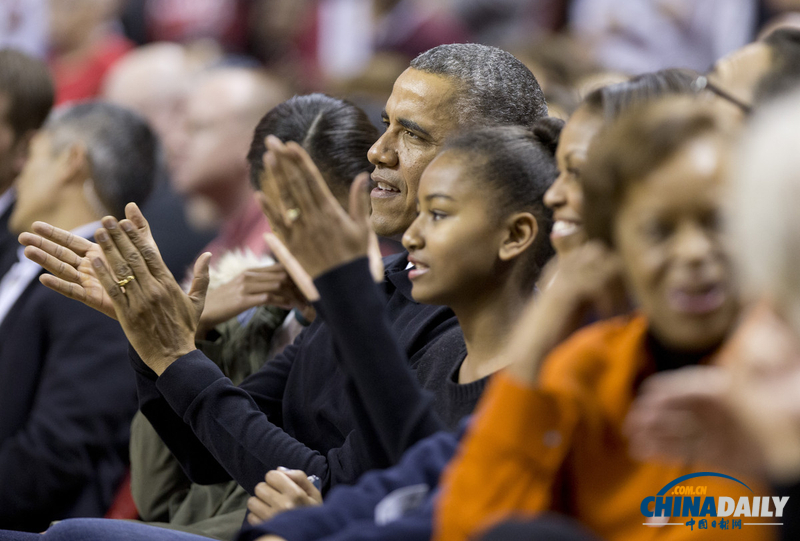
[435,97,775,541]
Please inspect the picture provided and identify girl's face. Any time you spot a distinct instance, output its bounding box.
[545,105,604,256]
[614,135,737,351]
[401,151,512,307]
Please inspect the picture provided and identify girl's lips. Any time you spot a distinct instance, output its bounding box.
[667,284,727,315]
[550,220,583,239]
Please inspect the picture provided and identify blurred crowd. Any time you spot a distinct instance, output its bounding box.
[2,1,800,541]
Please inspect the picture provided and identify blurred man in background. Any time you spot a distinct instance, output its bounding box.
[102,42,215,277]
[0,102,156,530]
[174,66,289,264]
[48,0,133,104]
[0,49,54,280]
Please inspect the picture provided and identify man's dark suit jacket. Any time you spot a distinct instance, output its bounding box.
[0,198,18,280]
[0,265,137,532]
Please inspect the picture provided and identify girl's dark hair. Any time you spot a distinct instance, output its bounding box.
[247,94,378,201]
[441,120,563,284]
[583,68,697,120]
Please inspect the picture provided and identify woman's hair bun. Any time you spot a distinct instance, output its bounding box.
[531,116,564,156]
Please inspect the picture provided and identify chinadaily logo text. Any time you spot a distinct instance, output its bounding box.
[640,472,787,531]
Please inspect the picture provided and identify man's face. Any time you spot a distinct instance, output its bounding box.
[172,80,252,197]
[368,68,461,239]
[9,131,69,233]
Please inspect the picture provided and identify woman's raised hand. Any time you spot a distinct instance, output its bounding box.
[257,135,380,281]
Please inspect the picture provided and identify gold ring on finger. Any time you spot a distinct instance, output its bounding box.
[117,275,136,288]
[286,208,301,223]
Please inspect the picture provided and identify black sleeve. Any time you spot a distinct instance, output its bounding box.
[138,328,387,494]
[313,257,447,465]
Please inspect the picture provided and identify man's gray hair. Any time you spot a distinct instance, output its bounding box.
[47,101,159,217]
[410,43,547,128]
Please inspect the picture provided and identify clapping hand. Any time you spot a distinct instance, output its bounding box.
[84,204,210,375]
[257,135,383,283]
[19,204,162,320]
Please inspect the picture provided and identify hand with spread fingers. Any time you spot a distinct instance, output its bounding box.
[18,205,161,320]
[246,467,323,525]
[257,135,378,281]
[89,203,211,375]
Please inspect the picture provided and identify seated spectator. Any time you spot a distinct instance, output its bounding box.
[626,87,800,541]
[48,0,134,104]
[0,101,156,531]
[0,49,54,280]
[235,119,558,540]
[102,42,216,278]
[174,66,289,266]
[707,27,800,110]
[434,97,776,541]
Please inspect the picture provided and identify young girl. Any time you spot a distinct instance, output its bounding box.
[435,98,774,541]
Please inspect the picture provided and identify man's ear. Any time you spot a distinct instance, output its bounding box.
[58,141,90,187]
[498,212,538,262]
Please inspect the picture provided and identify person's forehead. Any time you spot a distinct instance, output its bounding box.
[711,42,772,79]
[385,69,460,134]
[419,151,475,197]
[632,137,724,206]
[558,107,603,157]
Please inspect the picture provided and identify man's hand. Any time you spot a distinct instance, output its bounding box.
[506,241,626,384]
[19,205,160,320]
[246,468,322,525]
[257,135,376,280]
[90,203,209,375]
[198,263,309,338]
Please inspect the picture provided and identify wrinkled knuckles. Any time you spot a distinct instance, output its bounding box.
[114,263,132,278]
[125,252,142,266]
[140,245,159,264]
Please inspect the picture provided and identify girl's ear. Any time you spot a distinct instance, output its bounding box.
[499,212,538,262]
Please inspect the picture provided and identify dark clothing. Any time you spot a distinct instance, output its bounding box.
[233,259,488,541]
[238,427,463,541]
[778,481,800,541]
[134,252,461,494]
[0,272,136,531]
[413,333,483,430]
[0,199,17,279]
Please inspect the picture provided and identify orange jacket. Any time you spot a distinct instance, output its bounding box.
[435,315,778,541]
